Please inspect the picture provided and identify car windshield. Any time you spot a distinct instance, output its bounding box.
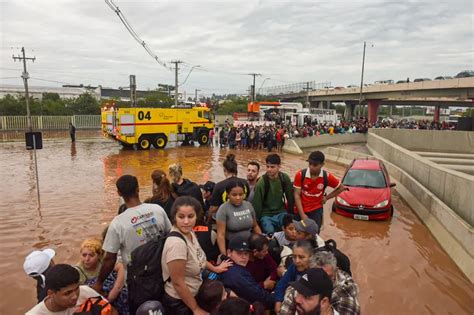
[343,169,387,188]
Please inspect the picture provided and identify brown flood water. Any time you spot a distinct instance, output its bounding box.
[0,139,473,314]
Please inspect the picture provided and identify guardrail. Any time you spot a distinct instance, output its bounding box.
[0,115,101,130]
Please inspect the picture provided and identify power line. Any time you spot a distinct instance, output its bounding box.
[104,0,171,71]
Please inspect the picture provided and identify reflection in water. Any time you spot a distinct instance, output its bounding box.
[70,142,77,158]
[0,140,473,314]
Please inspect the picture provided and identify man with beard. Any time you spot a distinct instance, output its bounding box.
[246,161,260,202]
[290,268,339,315]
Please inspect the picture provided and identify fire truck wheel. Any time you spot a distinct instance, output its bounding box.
[154,135,167,149]
[138,137,151,150]
[197,132,209,145]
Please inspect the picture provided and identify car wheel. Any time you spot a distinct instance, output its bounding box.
[332,203,336,212]
[197,132,209,145]
[390,205,394,217]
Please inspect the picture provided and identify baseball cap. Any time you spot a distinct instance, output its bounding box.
[227,235,251,252]
[306,151,325,164]
[290,268,333,298]
[199,181,215,193]
[294,218,319,235]
[23,248,55,275]
[136,300,165,315]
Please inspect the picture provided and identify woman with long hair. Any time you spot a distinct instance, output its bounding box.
[145,169,174,220]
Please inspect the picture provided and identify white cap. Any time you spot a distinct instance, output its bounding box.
[23,249,56,275]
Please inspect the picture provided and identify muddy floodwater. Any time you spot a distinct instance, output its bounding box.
[0,138,473,314]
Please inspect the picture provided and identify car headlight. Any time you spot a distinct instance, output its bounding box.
[373,200,389,208]
[336,196,350,206]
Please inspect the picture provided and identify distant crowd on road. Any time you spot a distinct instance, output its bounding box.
[23,150,361,315]
[209,116,456,152]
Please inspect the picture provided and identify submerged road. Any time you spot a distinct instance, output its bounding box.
[0,139,473,314]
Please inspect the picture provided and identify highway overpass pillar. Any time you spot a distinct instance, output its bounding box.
[434,105,440,122]
[344,102,356,120]
[367,99,381,123]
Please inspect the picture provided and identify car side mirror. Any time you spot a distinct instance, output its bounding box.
[390,183,396,188]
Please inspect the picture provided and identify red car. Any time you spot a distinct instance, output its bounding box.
[333,159,396,220]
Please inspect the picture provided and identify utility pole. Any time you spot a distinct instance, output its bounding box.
[172,60,182,107]
[13,47,41,207]
[13,47,35,131]
[303,81,311,108]
[248,73,261,102]
[129,75,137,107]
[195,89,201,105]
[358,41,367,118]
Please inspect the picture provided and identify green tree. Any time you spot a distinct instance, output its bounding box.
[69,93,100,115]
[138,91,173,108]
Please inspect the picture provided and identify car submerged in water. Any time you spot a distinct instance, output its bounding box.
[333,159,396,221]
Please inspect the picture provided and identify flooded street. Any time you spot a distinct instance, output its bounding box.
[0,139,473,314]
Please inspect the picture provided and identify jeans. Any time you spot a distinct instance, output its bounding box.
[296,207,323,233]
[260,212,288,234]
[162,292,193,315]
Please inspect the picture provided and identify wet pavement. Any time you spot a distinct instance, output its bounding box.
[0,139,473,314]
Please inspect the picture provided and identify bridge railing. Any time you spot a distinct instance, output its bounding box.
[260,81,332,96]
[0,115,101,131]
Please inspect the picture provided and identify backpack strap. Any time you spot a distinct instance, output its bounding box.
[168,231,186,243]
[322,170,328,195]
[300,169,307,189]
[74,265,90,283]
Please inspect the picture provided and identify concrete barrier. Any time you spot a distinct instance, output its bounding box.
[370,128,474,153]
[325,147,474,283]
[290,133,367,149]
[283,139,303,154]
[367,131,474,227]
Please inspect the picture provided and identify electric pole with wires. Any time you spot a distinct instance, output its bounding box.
[248,73,261,102]
[12,47,41,208]
[171,60,183,107]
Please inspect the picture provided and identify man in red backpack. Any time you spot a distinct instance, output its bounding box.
[293,151,346,231]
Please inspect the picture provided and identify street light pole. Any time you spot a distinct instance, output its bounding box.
[358,41,367,118]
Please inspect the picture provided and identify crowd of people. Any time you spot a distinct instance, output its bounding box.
[208,116,456,153]
[23,150,361,315]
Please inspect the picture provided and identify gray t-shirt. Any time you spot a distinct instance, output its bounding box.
[216,200,256,241]
[102,203,171,267]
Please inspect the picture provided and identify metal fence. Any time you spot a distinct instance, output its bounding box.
[259,81,332,96]
[0,115,101,131]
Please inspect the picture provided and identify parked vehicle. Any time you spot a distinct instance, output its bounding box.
[101,106,214,149]
[434,76,453,80]
[396,80,407,84]
[455,70,474,78]
[374,80,394,84]
[333,159,396,220]
[414,78,432,82]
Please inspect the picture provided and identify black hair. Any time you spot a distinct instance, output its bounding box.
[309,151,325,164]
[225,179,246,194]
[282,215,294,229]
[248,233,269,251]
[196,280,225,313]
[223,154,238,175]
[247,161,260,172]
[212,297,264,315]
[170,196,203,225]
[265,154,281,165]
[45,264,80,292]
[116,175,139,199]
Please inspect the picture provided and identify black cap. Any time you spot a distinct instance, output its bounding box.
[228,235,251,251]
[307,151,325,164]
[199,181,215,193]
[290,268,333,298]
[136,300,165,315]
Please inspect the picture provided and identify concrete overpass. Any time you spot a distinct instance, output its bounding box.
[269,77,474,123]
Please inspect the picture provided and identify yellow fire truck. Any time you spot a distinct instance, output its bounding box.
[101,106,214,149]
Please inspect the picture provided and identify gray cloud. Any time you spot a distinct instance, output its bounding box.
[1,0,472,96]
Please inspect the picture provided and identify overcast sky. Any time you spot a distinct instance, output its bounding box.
[1,0,473,97]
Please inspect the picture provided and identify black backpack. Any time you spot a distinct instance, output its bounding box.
[315,239,352,276]
[126,231,186,308]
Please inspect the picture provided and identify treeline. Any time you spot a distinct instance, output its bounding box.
[0,93,100,116]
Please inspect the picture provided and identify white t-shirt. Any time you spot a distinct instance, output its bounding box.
[102,203,171,266]
[26,286,101,315]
